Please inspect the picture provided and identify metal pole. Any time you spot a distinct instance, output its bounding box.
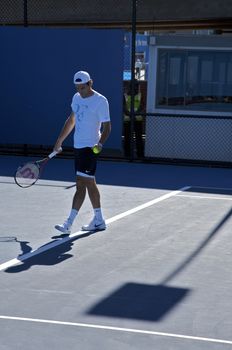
[129,0,137,161]
[24,0,28,27]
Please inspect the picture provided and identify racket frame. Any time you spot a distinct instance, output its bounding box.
[14,147,62,188]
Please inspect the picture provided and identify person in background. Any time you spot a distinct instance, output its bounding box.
[123,81,144,158]
[135,58,143,79]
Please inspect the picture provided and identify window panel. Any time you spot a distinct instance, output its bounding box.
[156,48,232,112]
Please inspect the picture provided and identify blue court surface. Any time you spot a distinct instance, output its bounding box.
[0,154,232,350]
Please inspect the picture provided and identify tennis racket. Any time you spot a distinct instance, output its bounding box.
[14,147,62,188]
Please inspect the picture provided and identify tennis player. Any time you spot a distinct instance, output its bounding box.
[54,71,111,233]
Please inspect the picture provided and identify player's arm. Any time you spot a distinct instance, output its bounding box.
[99,121,111,146]
[54,112,75,151]
[93,121,111,154]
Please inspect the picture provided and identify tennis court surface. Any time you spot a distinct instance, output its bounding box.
[0,155,232,350]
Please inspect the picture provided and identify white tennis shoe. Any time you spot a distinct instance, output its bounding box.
[82,218,106,232]
[55,220,72,234]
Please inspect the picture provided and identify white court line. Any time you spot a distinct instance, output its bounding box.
[0,315,232,345]
[0,186,190,272]
[176,194,232,201]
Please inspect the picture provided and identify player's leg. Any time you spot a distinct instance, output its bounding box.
[55,149,88,234]
[54,182,81,234]
[86,177,101,208]
[72,175,87,210]
[81,177,106,231]
[79,150,106,231]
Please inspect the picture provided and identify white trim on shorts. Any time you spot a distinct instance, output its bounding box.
[76,171,95,179]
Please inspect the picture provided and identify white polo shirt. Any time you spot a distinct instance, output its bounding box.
[71,90,110,149]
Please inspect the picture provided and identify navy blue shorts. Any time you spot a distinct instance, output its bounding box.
[74,147,98,177]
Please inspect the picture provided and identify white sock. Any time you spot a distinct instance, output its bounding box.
[67,209,78,225]
[94,208,103,222]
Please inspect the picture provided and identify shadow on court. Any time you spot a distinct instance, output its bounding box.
[161,205,232,285]
[17,240,32,255]
[86,206,232,322]
[4,231,96,273]
[4,205,232,274]
[87,282,190,322]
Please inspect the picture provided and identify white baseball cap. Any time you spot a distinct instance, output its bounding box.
[73,71,91,85]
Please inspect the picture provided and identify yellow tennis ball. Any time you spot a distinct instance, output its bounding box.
[92,145,101,154]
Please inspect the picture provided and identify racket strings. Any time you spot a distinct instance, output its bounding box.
[14,150,60,188]
[15,162,40,188]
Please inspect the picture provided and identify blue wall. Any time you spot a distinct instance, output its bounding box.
[0,27,124,150]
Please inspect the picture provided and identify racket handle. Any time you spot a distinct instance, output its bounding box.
[48,147,62,159]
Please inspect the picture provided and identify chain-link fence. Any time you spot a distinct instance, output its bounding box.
[2,0,232,27]
[0,0,133,26]
[145,114,232,164]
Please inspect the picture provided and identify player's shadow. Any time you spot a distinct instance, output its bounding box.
[17,239,32,256]
[4,231,96,273]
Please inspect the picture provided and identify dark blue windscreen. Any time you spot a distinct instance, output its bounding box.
[0,27,124,150]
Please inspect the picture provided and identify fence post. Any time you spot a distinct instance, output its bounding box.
[129,0,137,161]
[24,0,28,27]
